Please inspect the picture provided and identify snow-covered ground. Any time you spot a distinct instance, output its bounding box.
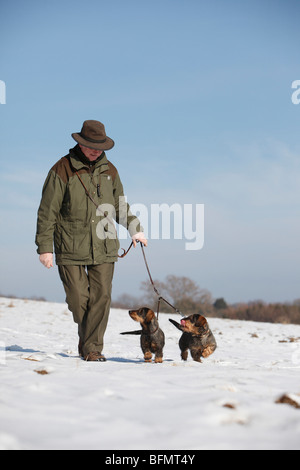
[0,297,299,450]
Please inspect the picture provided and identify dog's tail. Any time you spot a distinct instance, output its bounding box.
[120,330,142,336]
[169,319,184,332]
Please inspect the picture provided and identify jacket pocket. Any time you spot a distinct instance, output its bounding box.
[105,237,120,256]
[54,222,91,259]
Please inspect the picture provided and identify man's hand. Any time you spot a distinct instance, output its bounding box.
[132,232,148,248]
[39,253,53,269]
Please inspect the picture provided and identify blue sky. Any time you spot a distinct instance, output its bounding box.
[0,0,300,304]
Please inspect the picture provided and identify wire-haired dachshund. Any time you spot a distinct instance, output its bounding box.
[121,307,165,363]
[169,313,217,362]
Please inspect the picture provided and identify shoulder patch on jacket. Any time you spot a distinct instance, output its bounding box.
[51,156,74,184]
[105,161,118,182]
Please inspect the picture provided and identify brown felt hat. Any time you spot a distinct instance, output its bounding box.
[72,120,115,150]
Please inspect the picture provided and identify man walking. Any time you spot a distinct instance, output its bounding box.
[36,120,147,361]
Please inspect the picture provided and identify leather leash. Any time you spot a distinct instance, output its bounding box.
[139,242,184,319]
[120,240,184,319]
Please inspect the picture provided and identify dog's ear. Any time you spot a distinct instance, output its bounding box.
[139,307,149,315]
[145,309,155,323]
[195,315,208,329]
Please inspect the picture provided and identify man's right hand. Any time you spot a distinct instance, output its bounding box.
[39,253,53,269]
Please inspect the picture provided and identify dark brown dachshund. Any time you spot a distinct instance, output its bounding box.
[169,314,217,362]
[121,307,165,363]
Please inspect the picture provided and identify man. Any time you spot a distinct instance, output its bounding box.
[35,120,147,362]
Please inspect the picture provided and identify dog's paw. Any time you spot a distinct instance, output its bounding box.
[154,357,163,363]
[144,352,152,362]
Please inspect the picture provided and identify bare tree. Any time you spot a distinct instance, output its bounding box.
[140,275,213,315]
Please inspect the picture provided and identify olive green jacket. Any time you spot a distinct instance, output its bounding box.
[35,145,142,265]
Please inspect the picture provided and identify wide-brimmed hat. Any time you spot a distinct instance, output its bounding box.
[72,120,115,150]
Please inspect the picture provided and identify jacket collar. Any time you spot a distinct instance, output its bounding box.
[69,145,109,172]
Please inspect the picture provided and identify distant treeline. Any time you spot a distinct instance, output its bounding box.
[0,294,47,302]
[112,275,300,325]
[2,279,300,325]
[210,299,300,325]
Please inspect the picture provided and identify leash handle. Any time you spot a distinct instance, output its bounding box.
[118,241,134,258]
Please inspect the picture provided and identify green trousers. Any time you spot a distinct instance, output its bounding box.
[58,263,115,357]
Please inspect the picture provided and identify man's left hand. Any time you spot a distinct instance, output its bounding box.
[132,232,148,248]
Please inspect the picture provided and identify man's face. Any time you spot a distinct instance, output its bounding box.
[79,144,103,162]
